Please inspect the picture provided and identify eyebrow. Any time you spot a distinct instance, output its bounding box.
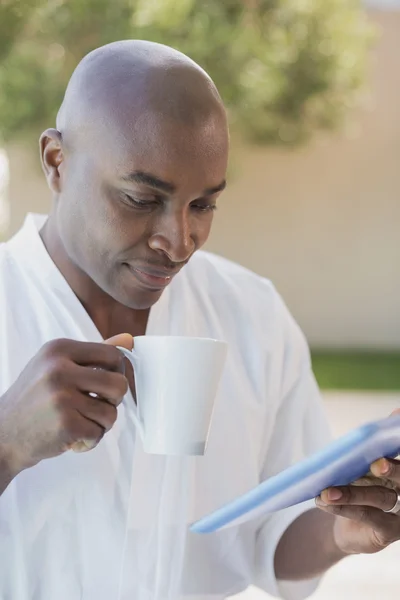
[122,171,176,194]
[204,180,226,196]
[122,170,226,197]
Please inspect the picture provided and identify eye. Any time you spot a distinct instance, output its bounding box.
[191,201,218,213]
[120,193,158,210]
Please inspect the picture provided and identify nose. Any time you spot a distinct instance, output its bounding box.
[148,208,196,263]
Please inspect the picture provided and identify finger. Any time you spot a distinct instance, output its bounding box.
[43,339,126,371]
[351,473,397,489]
[318,484,399,512]
[76,393,118,432]
[104,334,135,391]
[351,475,382,487]
[73,366,128,406]
[365,410,400,482]
[104,333,133,351]
[370,457,400,484]
[66,414,105,453]
[71,440,96,453]
[315,501,399,530]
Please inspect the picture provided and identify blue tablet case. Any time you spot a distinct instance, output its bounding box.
[191,414,400,534]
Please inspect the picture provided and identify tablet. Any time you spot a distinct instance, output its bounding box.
[190,414,400,534]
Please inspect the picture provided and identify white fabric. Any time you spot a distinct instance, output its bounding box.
[0,214,331,600]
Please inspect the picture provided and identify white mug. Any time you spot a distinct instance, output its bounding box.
[116,336,228,456]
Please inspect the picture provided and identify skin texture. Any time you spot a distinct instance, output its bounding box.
[1,39,400,584]
[40,40,229,339]
[0,334,133,493]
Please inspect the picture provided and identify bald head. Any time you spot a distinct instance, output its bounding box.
[40,40,229,313]
[57,40,226,150]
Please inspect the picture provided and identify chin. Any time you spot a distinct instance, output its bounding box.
[103,267,167,310]
[117,287,164,310]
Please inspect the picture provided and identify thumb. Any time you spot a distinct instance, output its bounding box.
[72,332,133,454]
[104,333,133,351]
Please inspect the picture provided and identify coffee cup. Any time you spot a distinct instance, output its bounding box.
[117,336,227,456]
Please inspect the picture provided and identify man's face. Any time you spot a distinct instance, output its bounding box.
[53,113,228,309]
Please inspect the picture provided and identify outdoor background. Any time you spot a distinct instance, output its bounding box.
[0,0,399,598]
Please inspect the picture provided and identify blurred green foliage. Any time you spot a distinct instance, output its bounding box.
[312,351,400,391]
[0,0,374,146]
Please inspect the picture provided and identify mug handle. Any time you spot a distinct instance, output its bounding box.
[116,346,145,440]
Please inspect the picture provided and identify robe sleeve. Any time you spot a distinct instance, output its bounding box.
[253,295,332,599]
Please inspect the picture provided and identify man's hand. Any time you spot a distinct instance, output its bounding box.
[0,334,132,478]
[316,410,400,556]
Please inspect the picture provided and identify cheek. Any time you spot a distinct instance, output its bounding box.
[59,182,114,260]
[193,214,214,247]
[99,189,150,253]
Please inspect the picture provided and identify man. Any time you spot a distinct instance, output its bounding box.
[0,40,399,600]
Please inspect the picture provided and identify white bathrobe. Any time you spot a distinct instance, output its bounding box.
[0,214,330,600]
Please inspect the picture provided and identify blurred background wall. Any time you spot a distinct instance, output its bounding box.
[208,9,400,350]
[3,8,399,350]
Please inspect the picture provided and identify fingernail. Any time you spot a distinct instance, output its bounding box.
[379,459,390,475]
[327,488,342,501]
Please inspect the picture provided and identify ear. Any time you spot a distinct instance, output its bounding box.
[39,128,64,194]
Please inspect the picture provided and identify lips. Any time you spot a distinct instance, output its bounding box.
[125,264,180,290]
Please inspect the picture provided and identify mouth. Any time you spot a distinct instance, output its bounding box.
[124,264,179,291]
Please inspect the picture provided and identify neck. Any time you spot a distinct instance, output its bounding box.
[39,216,149,340]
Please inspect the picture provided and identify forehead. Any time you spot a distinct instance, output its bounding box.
[95,110,229,187]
